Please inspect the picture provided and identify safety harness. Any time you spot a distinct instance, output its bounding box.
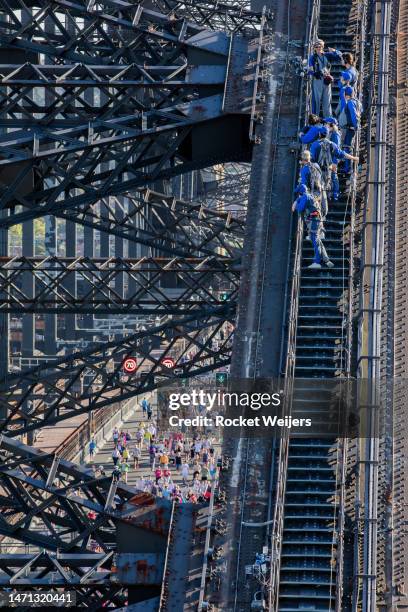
[338,98,362,129]
[306,162,324,198]
[311,53,330,79]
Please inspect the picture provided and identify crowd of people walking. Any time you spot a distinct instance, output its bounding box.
[89,397,220,505]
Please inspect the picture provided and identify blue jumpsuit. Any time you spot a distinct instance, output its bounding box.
[310,138,347,202]
[308,50,343,117]
[338,67,358,114]
[295,193,329,265]
[345,66,358,87]
[299,163,328,219]
[341,98,360,172]
[329,128,341,199]
[299,125,322,145]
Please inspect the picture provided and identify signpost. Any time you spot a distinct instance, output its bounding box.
[122,357,137,374]
[161,357,175,369]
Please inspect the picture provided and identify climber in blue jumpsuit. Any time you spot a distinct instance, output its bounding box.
[297,149,328,221]
[324,117,341,200]
[338,70,353,114]
[292,185,334,269]
[338,86,361,173]
[308,39,343,117]
[310,126,358,186]
[299,114,323,145]
[341,52,358,89]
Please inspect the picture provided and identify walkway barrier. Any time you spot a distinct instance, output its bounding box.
[56,400,135,464]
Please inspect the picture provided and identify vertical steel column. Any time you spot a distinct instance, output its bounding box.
[22,221,35,360]
[43,16,57,357]
[83,223,95,333]
[22,219,35,444]
[21,7,35,368]
[0,211,8,420]
[65,220,77,342]
[127,196,139,298]
[358,1,391,609]
[114,205,124,300]
[100,209,110,259]
[44,216,57,355]
[64,16,77,346]
[82,77,95,333]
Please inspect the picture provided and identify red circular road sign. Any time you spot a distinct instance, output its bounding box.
[122,357,138,373]
[161,357,175,369]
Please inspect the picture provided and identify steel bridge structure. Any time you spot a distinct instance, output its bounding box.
[0,0,406,610]
[0,1,270,609]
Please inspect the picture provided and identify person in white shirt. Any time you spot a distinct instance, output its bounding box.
[133,445,141,469]
[112,447,120,466]
[181,462,190,485]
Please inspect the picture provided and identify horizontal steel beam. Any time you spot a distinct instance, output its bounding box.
[0,551,114,585]
[1,188,245,261]
[0,437,177,609]
[0,1,266,61]
[0,1,229,63]
[0,255,239,314]
[51,185,246,258]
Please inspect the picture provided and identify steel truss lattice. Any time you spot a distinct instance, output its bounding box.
[1,305,234,434]
[0,0,262,424]
[0,2,264,600]
[0,0,269,223]
[1,188,245,252]
[0,435,166,551]
[0,436,178,608]
[0,256,240,314]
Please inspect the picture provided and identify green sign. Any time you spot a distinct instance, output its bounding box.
[215,372,228,386]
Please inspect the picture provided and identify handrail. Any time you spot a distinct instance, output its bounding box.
[335,1,369,609]
[268,1,321,608]
[355,0,391,609]
[56,399,132,461]
[157,501,176,612]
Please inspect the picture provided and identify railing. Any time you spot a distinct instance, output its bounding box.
[56,399,136,463]
[268,1,321,608]
[355,0,392,609]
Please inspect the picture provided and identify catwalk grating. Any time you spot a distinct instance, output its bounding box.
[277,0,358,609]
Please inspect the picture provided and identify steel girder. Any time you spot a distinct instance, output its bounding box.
[1,0,267,45]
[0,436,178,607]
[0,256,239,314]
[0,188,245,256]
[0,436,158,552]
[0,0,253,601]
[0,551,165,587]
[0,1,251,63]
[0,1,268,220]
[126,1,268,33]
[0,436,201,610]
[0,63,230,127]
[0,306,234,434]
[0,551,114,585]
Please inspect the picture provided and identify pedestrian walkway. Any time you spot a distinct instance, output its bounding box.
[34,414,87,453]
[85,397,222,504]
